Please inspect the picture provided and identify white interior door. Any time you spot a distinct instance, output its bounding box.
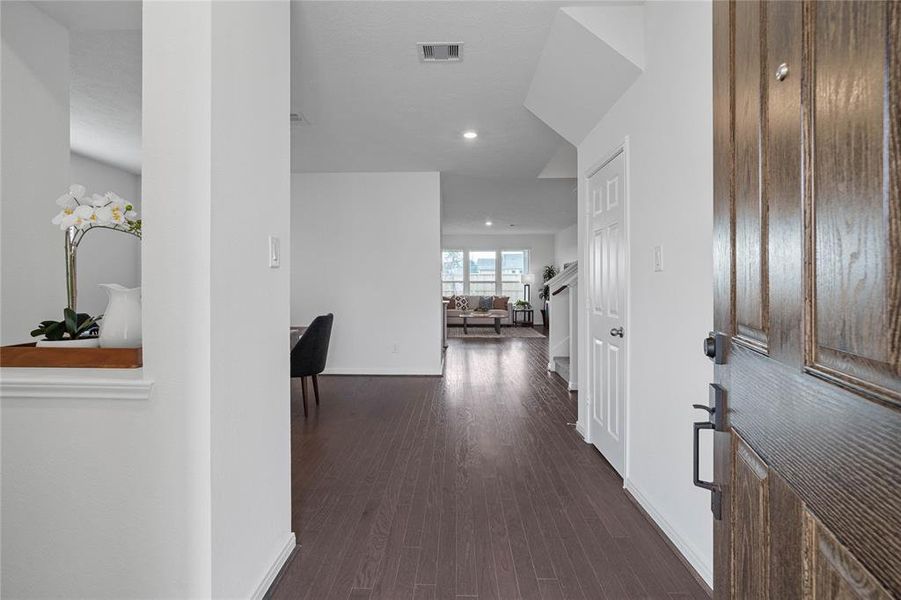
[587,150,626,476]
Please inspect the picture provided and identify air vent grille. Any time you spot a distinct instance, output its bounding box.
[418,43,463,62]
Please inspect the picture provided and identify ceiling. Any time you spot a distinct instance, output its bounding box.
[290,1,572,179]
[34,0,142,174]
[34,0,582,232]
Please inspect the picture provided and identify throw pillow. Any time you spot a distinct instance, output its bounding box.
[453,295,469,311]
[479,296,493,310]
[492,296,510,310]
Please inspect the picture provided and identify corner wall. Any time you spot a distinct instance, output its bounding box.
[577,0,714,584]
[292,172,442,375]
[0,1,69,344]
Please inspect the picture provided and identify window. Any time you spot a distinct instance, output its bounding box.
[501,250,527,303]
[441,250,464,295]
[468,250,497,296]
[441,249,530,302]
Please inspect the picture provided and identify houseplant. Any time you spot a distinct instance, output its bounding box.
[537,264,559,326]
[51,184,142,311]
[31,308,102,347]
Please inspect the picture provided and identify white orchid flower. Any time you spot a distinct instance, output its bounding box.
[69,184,86,200]
[90,193,108,207]
[125,210,138,220]
[95,205,114,224]
[105,192,126,208]
[56,193,77,208]
[60,212,79,230]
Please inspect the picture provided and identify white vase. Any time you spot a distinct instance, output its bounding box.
[98,284,142,348]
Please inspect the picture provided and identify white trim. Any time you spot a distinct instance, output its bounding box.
[575,420,586,438]
[567,382,578,391]
[251,532,296,600]
[0,374,154,400]
[322,367,443,376]
[624,478,713,587]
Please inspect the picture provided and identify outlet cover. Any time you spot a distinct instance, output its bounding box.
[653,245,664,272]
[269,236,280,268]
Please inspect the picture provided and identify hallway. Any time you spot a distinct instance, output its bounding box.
[272,335,708,599]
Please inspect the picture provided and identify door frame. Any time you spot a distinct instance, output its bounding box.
[582,136,632,478]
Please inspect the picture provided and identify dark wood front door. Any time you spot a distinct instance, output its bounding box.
[711,1,900,598]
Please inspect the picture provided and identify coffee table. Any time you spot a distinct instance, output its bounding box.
[459,312,503,334]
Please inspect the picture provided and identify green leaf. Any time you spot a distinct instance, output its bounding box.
[44,322,65,341]
[30,328,45,337]
[64,308,77,336]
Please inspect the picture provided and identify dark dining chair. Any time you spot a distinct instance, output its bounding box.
[291,313,334,417]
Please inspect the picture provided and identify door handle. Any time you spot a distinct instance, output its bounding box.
[609,327,624,338]
[692,386,725,520]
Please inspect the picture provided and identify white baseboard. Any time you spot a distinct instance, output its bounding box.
[322,366,442,376]
[547,361,555,371]
[623,479,712,587]
[568,381,578,391]
[575,420,586,438]
[251,532,296,600]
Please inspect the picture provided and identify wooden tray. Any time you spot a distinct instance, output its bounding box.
[0,343,143,369]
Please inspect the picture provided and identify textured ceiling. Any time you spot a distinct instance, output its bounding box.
[441,174,576,235]
[290,1,572,179]
[34,1,142,174]
[70,32,142,174]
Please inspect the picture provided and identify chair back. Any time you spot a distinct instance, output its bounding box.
[291,313,334,377]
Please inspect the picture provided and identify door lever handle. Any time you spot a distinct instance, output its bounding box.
[692,403,714,415]
[609,327,624,338]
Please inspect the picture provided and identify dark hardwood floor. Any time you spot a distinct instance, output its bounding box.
[271,334,709,599]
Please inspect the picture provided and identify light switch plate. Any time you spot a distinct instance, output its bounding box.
[653,245,664,272]
[269,236,280,268]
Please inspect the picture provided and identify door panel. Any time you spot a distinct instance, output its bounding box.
[732,437,769,599]
[733,0,768,350]
[807,0,901,402]
[712,1,901,598]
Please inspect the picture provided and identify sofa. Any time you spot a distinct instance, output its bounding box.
[443,295,513,326]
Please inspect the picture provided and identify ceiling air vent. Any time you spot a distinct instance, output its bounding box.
[418,43,462,62]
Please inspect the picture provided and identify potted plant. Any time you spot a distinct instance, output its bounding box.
[31,308,103,347]
[538,264,559,326]
[51,184,142,312]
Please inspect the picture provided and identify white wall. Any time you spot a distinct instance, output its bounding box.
[293,172,442,375]
[553,224,578,268]
[577,0,714,585]
[1,3,292,598]
[441,232,555,324]
[0,1,69,345]
[209,2,293,597]
[69,152,142,316]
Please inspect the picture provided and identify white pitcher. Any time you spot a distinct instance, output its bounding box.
[98,284,142,348]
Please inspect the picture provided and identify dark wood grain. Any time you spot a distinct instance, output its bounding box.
[732,437,769,599]
[768,471,803,599]
[270,335,708,599]
[0,343,142,368]
[807,0,901,404]
[803,511,892,600]
[765,0,804,367]
[712,0,734,338]
[733,0,769,350]
[728,344,901,597]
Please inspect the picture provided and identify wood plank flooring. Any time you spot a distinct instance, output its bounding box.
[271,334,709,599]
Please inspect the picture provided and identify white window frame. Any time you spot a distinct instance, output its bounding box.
[441,248,530,297]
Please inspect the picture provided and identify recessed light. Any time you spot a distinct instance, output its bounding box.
[485,220,493,226]
[463,130,478,140]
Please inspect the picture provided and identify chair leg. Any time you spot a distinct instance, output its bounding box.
[301,376,308,418]
[313,374,320,406]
